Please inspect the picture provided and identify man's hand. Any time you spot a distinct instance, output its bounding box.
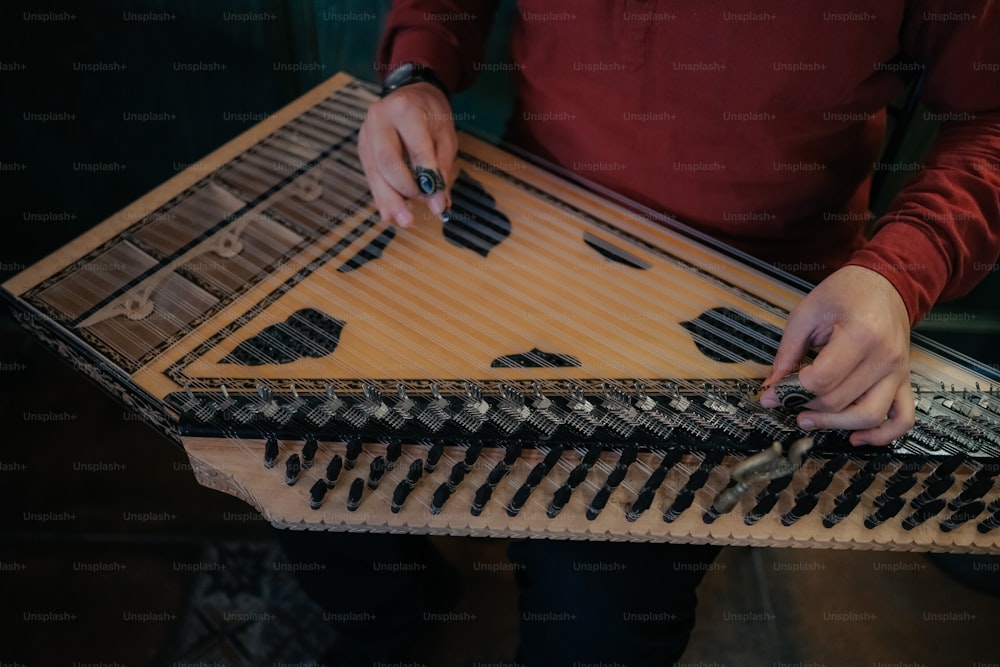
[759,265,915,446]
[358,82,458,228]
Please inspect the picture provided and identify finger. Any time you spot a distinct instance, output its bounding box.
[796,353,870,413]
[795,374,897,432]
[396,112,447,215]
[794,331,871,410]
[371,140,422,202]
[359,121,417,227]
[434,130,459,214]
[849,382,916,446]
[760,309,816,408]
[799,321,907,414]
[367,170,413,227]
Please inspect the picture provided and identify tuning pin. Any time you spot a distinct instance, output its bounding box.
[506,483,533,517]
[385,438,402,469]
[940,500,985,532]
[911,476,954,510]
[504,441,523,466]
[875,476,918,507]
[864,496,906,529]
[301,435,319,468]
[367,456,386,490]
[325,455,343,488]
[781,495,819,526]
[926,455,964,484]
[627,464,669,522]
[823,494,863,528]
[541,445,564,473]
[663,489,695,523]
[446,461,467,492]
[902,499,946,530]
[425,441,444,472]
[464,442,484,468]
[586,486,614,520]
[264,435,279,468]
[346,478,365,512]
[344,438,363,470]
[950,476,995,510]
[390,460,424,514]
[285,454,301,485]
[565,462,591,490]
[309,479,328,510]
[744,476,793,525]
[472,483,495,517]
[430,482,452,515]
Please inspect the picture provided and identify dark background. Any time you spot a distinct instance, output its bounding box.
[1,2,998,666]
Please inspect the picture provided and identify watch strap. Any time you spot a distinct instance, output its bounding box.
[380,63,450,100]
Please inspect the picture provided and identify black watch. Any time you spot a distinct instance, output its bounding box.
[380,63,450,100]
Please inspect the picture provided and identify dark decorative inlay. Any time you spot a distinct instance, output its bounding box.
[443,171,511,257]
[491,348,582,368]
[337,226,396,272]
[583,232,651,269]
[681,307,781,364]
[222,308,345,366]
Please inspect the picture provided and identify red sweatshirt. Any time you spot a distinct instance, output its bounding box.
[378,0,1000,324]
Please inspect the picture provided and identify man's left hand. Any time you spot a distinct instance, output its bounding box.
[759,265,915,446]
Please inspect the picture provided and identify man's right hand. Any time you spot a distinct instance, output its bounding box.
[358,82,458,228]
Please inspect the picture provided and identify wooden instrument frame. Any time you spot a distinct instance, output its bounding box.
[5,73,999,554]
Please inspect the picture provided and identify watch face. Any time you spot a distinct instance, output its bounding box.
[385,63,416,89]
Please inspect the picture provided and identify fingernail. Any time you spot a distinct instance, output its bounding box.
[799,417,816,430]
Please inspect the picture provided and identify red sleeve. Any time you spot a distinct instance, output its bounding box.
[376,1,501,95]
[846,0,1000,325]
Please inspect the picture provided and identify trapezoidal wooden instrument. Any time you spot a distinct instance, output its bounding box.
[5,73,1000,553]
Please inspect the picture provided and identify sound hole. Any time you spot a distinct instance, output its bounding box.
[222,308,345,365]
[443,171,511,257]
[338,226,397,273]
[491,348,582,368]
[681,307,780,364]
[583,232,651,269]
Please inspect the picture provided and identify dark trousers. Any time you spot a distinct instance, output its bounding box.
[278,530,720,667]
